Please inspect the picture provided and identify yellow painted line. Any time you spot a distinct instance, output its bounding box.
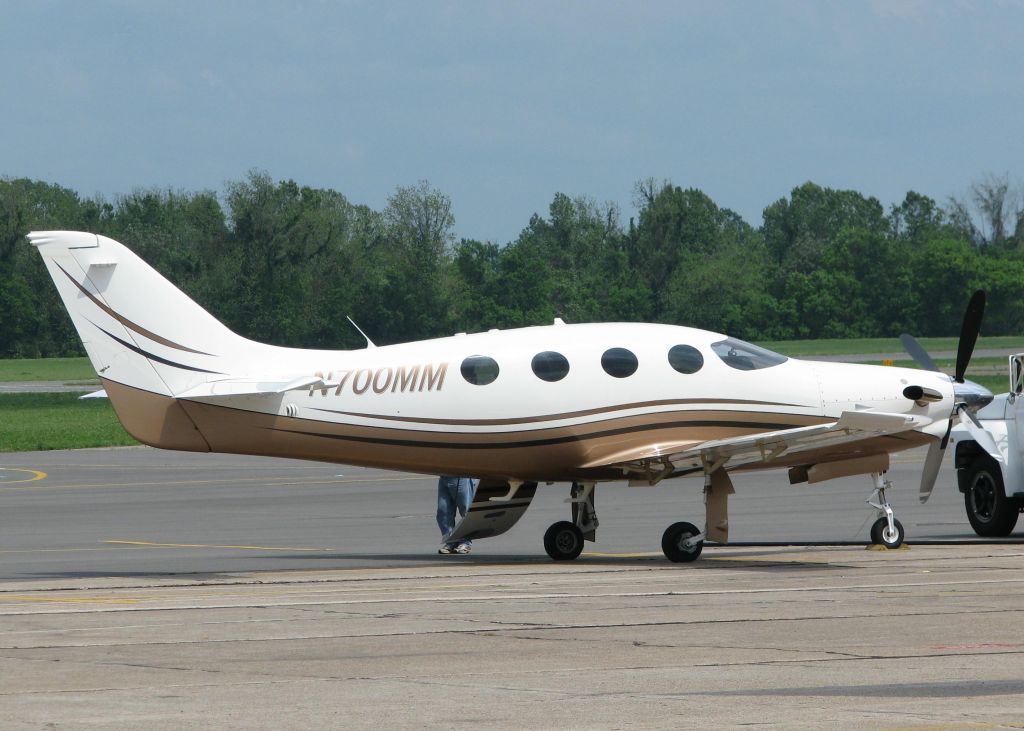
[582,551,661,558]
[0,468,47,484]
[706,554,831,564]
[582,550,827,562]
[0,545,152,555]
[104,540,331,552]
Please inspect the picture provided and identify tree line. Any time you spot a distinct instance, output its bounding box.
[2,171,1023,358]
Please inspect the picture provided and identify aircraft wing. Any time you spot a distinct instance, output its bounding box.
[597,410,933,479]
[175,376,338,399]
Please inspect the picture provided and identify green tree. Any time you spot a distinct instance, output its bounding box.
[762,182,887,267]
[0,178,106,356]
[629,180,761,324]
[223,171,356,346]
[354,180,457,344]
[504,193,627,324]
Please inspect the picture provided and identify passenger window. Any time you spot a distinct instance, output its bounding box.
[711,338,787,371]
[668,344,703,374]
[601,347,638,378]
[532,351,570,382]
[461,355,500,385]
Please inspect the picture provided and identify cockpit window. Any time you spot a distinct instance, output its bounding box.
[711,338,788,371]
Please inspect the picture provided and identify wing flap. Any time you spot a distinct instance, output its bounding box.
[598,410,932,475]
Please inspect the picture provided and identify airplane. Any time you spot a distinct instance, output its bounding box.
[27,230,1002,562]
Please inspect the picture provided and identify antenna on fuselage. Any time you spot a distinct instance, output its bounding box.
[346,316,376,349]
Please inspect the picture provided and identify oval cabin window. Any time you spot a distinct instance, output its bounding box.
[601,347,638,378]
[667,344,704,374]
[531,351,570,382]
[460,355,500,385]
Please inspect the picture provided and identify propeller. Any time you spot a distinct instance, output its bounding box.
[899,290,998,504]
[898,333,939,373]
[955,290,986,383]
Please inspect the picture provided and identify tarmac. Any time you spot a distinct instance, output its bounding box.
[1,447,1024,728]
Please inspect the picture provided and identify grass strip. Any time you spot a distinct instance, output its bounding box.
[0,393,137,452]
[0,357,96,382]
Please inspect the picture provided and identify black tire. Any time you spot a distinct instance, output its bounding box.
[661,521,703,563]
[964,457,1020,537]
[870,517,904,549]
[544,521,584,561]
[869,518,882,545]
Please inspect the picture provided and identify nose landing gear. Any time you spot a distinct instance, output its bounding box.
[867,472,905,549]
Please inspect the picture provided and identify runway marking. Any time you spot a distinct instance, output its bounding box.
[705,554,833,564]
[582,551,830,563]
[0,545,155,555]
[0,468,47,484]
[104,540,332,552]
[582,551,661,558]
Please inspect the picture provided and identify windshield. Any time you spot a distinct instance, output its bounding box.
[711,338,788,371]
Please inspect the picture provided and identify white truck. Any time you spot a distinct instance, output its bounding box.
[951,353,1024,536]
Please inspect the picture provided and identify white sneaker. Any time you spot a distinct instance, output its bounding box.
[438,545,454,554]
[454,543,472,554]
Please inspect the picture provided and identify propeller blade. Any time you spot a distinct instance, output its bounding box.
[956,406,1003,463]
[899,333,940,372]
[939,415,954,450]
[919,439,945,504]
[955,290,986,383]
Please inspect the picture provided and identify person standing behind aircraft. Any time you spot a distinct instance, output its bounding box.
[437,476,476,554]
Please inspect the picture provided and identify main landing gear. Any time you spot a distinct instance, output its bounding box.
[661,521,703,562]
[543,482,597,560]
[542,468,731,563]
[866,472,905,549]
[659,466,736,563]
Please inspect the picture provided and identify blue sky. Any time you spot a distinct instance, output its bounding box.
[3,0,1022,244]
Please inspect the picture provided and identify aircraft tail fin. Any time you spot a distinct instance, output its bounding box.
[28,231,246,398]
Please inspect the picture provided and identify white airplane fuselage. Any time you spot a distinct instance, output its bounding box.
[95,322,952,482]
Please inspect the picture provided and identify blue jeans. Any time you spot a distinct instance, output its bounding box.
[437,476,476,546]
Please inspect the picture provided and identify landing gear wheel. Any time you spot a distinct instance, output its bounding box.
[544,521,584,561]
[870,517,905,548]
[964,457,1020,537]
[662,521,703,563]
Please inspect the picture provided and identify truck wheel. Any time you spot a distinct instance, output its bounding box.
[964,456,1020,537]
